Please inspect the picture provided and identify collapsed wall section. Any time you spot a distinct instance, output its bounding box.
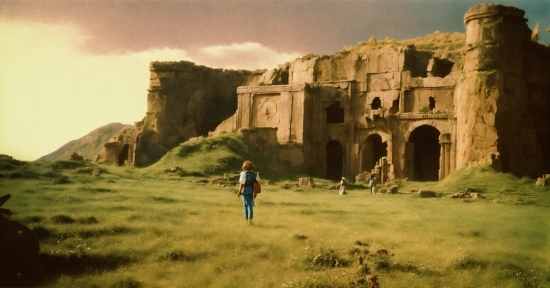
[100,61,256,166]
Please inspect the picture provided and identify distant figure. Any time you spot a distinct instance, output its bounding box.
[238,160,260,223]
[339,177,347,195]
[368,175,376,194]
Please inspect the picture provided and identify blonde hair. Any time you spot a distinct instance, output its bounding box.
[242,160,254,171]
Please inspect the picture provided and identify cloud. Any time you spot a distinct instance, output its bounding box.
[196,42,302,70]
[0,20,302,160]
[0,21,192,160]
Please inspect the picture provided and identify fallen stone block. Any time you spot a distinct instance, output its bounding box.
[418,190,437,198]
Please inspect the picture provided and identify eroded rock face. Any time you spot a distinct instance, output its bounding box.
[99,61,257,166]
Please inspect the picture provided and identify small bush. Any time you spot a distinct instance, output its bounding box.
[0,155,27,170]
[77,216,99,224]
[77,226,132,238]
[31,225,56,240]
[110,276,143,288]
[42,170,60,178]
[292,232,309,241]
[53,175,69,184]
[150,196,177,203]
[157,249,203,262]
[452,256,486,270]
[51,214,75,224]
[22,215,44,224]
[8,171,24,178]
[51,160,88,170]
[305,248,350,269]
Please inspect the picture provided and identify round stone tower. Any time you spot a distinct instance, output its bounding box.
[455,4,543,176]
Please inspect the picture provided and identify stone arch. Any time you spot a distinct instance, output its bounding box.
[406,125,441,181]
[326,140,344,180]
[361,134,388,174]
[403,119,450,143]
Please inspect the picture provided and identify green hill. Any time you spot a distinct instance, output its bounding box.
[143,133,301,181]
[36,123,132,162]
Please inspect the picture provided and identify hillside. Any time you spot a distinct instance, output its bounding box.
[144,133,301,181]
[337,31,466,62]
[36,123,132,162]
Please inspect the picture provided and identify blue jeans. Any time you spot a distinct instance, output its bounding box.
[242,194,254,219]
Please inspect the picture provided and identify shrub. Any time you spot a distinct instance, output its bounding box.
[51,160,88,170]
[77,216,99,224]
[51,214,75,224]
[305,247,350,269]
[53,175,69,184]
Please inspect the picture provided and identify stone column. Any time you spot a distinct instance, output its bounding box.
[441,141,452,179]
[456,4,530,169]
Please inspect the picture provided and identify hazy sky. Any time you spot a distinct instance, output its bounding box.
[1,0,549,161]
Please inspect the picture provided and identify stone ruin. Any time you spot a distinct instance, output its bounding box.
[99,4,550,182]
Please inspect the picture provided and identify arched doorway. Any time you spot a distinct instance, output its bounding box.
[407,125,440,181]
[361,134,387,173]
[118,144,129,166]
[326,140,344,180]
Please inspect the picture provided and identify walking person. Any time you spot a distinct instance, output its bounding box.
[368,175,376,194]
[237,160,260,224]
[339,177,347,195]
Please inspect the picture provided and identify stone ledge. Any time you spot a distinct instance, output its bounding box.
[237,84,307,94]
[392,113,450,120]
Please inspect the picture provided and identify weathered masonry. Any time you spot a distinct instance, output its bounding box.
[100,4,550,182]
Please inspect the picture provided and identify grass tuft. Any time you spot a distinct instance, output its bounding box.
[51,214,75,224]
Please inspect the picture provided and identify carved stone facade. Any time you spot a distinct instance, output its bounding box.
[101,4,549,181]
[211,4,550,181]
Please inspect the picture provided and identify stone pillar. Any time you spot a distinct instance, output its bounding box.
[439,144,446,180]
[441,141,452,179]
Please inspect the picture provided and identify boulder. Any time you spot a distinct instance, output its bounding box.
[535,175,548,187]
[299,178,316,187]
[418,190,437,198]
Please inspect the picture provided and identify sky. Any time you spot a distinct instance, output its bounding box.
[1,0,549,161]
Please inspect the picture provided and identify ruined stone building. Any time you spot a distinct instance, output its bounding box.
[99,4,550,182]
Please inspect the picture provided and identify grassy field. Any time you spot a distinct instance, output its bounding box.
[1,135,549,288]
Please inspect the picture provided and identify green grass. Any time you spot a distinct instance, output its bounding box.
[1,138,549,287]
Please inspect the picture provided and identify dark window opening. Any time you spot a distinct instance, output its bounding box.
[362,134,388,173]
[389,97,400,114]
[327,102,344,123]
[326,140,344,180]
[408,125,440,181]
[429,96,436,111]
[118,144,129,166]
[405,50,432,78]
[430,58,455,78]
[371,97,382,110]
